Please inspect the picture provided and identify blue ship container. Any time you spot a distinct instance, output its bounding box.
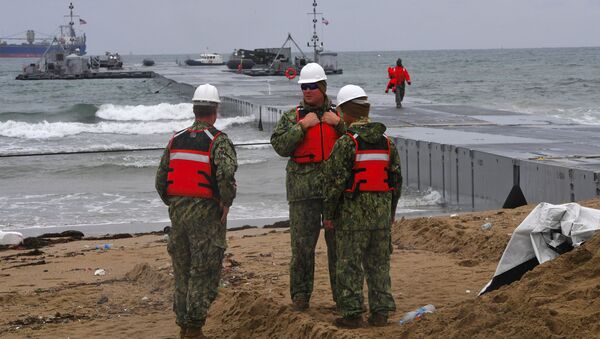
[0,42,86,58]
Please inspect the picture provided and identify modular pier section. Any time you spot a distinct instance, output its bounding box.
[16,71,155,80]
[153,71,600,212]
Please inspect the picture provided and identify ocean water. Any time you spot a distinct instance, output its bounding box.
[0,48,599,233]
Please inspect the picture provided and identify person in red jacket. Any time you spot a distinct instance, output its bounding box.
[390,58,411,108]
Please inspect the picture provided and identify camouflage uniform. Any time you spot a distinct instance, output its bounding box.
[324,118,402,318]
[155,120,237,329]
[270,97,345,304]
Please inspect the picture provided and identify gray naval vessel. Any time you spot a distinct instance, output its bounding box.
[17,43,148,80]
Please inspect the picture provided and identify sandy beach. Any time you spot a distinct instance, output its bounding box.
[2,200,600,338]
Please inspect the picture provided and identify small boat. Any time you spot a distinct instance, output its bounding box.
[184,53,224,66]
[142,58,155,66]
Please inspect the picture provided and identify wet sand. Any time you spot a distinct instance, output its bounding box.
[2,200,600,338]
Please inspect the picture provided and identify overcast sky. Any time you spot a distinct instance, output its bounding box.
[1,0,599,55]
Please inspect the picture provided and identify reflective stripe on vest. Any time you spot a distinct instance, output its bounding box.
[345,132,393,192]
[356,153,389,162]
[292,105,341,163]
[166,127,221,198]
[170,151,209,163]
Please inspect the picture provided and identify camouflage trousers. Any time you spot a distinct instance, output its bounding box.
[289,199,337,303]
[395,82,406,107]
[336,229,396,317]
[167,204,225,328]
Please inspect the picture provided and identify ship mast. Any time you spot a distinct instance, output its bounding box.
[63,2,80,43]
[307,0,324,63]
[68,2,75,42]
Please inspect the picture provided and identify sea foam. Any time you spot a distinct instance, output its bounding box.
[96,103,193,121]
[0,113,255,139]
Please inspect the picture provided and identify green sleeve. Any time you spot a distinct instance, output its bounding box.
[270,109,305,157]
[212,134,238,207]
[155,147,171,206]
[333,118,347,135]
[389,140,403,216]
[323,136,355,220]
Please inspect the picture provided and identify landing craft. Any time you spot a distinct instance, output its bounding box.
[226,0,342,77]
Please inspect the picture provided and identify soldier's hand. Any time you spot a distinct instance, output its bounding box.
[299,112,320,131]
[322,111,341,126]
[323,220,334,230]
[407,81,412,86]
[221,206,229,225]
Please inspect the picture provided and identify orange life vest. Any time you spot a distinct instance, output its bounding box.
[345,132,393,192]
[292,105,341,163]
[166,126,221,198]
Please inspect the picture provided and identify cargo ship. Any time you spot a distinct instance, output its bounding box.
[0,3,86,58]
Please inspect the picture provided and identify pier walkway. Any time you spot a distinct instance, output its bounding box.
[154,66,600,211]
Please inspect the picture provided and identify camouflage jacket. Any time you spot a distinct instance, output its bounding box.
[155,120,238,208]
[270,97,346,202]
[323,118,402,230]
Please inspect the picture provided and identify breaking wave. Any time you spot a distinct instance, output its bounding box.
[95,103,193,121]
[0,115,256,139]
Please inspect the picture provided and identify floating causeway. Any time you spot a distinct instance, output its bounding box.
[154,67,600,211]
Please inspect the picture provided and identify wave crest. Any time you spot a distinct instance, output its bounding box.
[0,114,255,139]
[96,103,193,121]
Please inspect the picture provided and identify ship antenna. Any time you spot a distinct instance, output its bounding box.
[69,3,74,27]
[307,0,323,63]
[67,2,76,43]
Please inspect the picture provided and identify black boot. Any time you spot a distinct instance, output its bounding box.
[292,298,309,311]
[334,315,364,329]
[368,313,388,327]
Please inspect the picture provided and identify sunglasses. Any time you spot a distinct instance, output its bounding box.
[300,83,319,91]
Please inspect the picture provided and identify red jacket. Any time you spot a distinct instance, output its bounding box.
[392,66,411,83]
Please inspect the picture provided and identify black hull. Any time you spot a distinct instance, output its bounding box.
[185,59,225,66]
[235,67,343,77]
[226,59,255,70]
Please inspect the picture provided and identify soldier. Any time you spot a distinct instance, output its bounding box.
[155,84,237,339]
[270,63,345,310]
[323,85,402,328]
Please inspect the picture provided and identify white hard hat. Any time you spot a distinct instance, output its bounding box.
[192,83,221,104]
[337,84,368,106]
[297,62,327,84]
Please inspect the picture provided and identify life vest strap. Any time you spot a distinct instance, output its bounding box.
[291,153,315,159]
